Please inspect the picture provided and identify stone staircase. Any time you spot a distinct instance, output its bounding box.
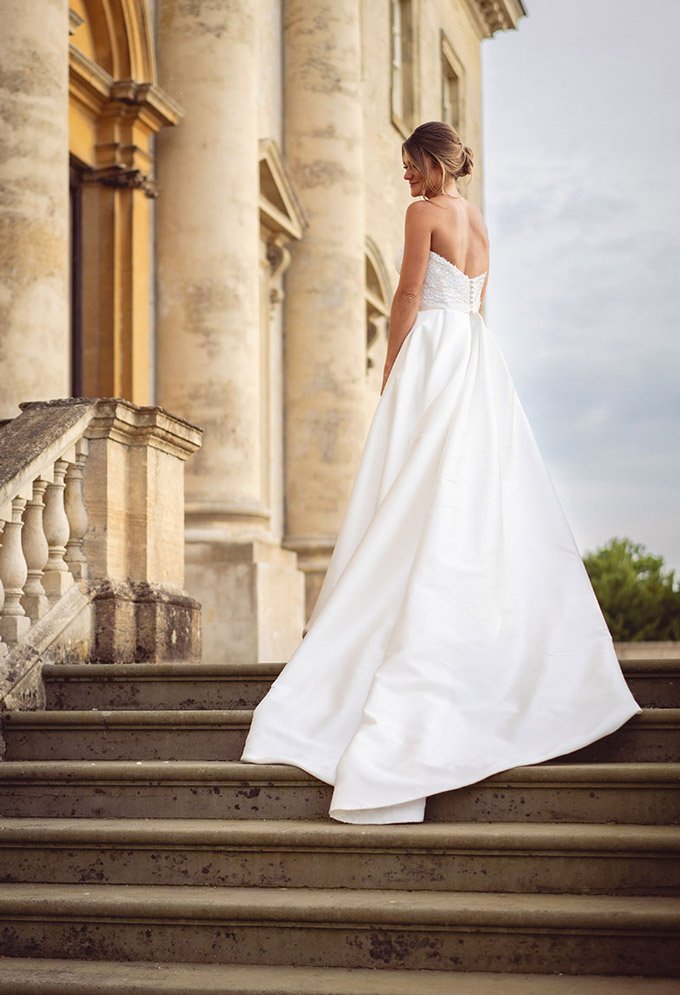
[0,646,679,992]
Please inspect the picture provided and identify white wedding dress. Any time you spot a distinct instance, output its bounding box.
[240,246,643,824]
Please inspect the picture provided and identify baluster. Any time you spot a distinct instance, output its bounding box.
[0,497,30,645]
[42,458,74,599]
[64,439,89,580]
[21,478,50,621]
[0,520,7,658]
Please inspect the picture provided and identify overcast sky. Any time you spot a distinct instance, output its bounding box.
[480,0,680,574]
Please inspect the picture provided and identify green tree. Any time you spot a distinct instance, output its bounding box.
[583,537,680,641]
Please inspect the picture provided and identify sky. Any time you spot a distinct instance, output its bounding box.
[480,0,680,574]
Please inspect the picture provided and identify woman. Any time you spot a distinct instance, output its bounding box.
[240,121,642,824]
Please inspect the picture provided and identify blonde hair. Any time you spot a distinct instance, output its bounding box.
[402,121,474,197]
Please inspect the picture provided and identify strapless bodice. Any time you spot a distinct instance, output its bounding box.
[395,245,486,314]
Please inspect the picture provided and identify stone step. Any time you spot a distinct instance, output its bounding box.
[0,958,678,995]
[42,655,680,710]
[1,818,678,895]
[2,708,251,761]
[614,643,680,660]
[622,657,680,709]
[44,662,285,711]
[542,708,680,764]
[0,884,679,976]
[3,707,679,764]
[0,761,677,823]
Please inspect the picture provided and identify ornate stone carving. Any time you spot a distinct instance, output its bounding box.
[81,165,158,198]
[267,235,292,309]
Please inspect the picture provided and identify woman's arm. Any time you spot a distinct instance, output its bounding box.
[381,202,432,395]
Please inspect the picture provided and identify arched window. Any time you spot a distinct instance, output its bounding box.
[365,239,391,393]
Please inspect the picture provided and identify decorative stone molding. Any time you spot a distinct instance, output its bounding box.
[260,138,306,310]
[463,0,528,38]
[69,8,84,36]
[81,165,158,198]
[267,235,292,310]
[267,236,292,283]
[259,138,307,242]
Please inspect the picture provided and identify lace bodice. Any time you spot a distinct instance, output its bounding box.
[395,245,486,314]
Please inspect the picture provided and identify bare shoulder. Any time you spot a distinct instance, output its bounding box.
[404,198,438,234]
[405,199,435,221]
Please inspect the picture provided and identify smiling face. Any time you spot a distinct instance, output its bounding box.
[402,151,426,198]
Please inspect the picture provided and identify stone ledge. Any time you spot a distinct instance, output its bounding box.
[0,959,675,994]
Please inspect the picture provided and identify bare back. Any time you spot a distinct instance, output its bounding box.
[428,197,489,280]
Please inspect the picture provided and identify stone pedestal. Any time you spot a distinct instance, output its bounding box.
[82,399,204,663]
[282,0,368,618]
[0,0,70,418]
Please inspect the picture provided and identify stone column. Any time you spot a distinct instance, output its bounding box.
[0,0,70,418]
[155,1,304,664]
[283,0,368,616]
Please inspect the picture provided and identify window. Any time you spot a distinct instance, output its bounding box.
[364,242,390,396]
[441,32,465,135]
[391,0,415,135]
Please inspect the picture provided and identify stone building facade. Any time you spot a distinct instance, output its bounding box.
[1,0,526,665]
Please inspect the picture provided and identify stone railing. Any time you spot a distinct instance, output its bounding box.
[0,398,202,713]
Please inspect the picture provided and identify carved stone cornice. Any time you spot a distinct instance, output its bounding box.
[266,233,293,310]
[463,0,527,38]
[266,234,292,281]
[109,80,185,131]
[69,47,184,130]
[81,165,158,198]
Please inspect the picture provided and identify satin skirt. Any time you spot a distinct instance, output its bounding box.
[240,304,643,824]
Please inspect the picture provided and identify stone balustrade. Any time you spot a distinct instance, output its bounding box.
[0,446,87,650]
[0,398,203,712]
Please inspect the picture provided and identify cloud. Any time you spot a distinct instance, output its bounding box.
[481,0,680,570]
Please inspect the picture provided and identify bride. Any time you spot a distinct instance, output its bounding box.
[240,121,643,824]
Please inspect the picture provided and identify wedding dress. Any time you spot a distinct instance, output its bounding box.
[240,245,643,824]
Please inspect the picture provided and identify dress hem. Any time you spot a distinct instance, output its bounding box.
[240,693,643,825]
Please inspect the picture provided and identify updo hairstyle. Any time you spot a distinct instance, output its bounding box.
[402,121,474,197]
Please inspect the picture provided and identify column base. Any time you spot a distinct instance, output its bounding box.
[185,539,305,665]
[282,537,334,628]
